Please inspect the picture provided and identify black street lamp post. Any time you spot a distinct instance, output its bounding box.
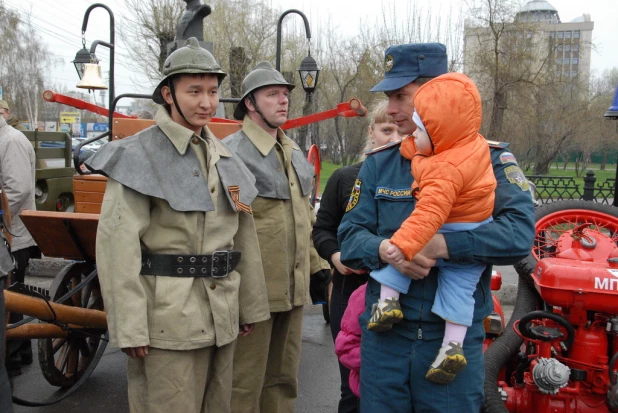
[275,9,320,93]
[275,9,320,152]
[275,9,310,72]
[74,3,115,138]
[604,85,618,207]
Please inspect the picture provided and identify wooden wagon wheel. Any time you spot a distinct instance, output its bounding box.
[37,261,107,388]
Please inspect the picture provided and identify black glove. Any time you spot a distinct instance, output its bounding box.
[310,269,332,305]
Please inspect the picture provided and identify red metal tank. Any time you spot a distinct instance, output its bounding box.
[569,325,608,366]
[533,259,618,314]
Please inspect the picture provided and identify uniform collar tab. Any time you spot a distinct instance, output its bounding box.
[155,107,195,154]
[242,116,285,156]
[155,107,228,156]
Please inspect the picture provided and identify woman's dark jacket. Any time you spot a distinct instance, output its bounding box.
[312,162,367,296]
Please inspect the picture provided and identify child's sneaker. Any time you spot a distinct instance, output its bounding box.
[367,297,403,332]
[425,341,467,384]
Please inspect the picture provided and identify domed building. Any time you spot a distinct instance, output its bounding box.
[516,0,561,24]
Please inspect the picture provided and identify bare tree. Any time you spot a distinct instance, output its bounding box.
[305,1,466,163]
[377,1,464,71]
[585,68,618,170]
[119,0,184,84]
[0,3,58,127]
[464,0,562,141]
[314,22,379,166]
[529,81,589,174]
[204,0,279,64]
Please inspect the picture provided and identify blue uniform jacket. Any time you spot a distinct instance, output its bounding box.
[338,142,535,340]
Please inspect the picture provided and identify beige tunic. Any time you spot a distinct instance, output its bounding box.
[227,118,330,312]
[96,109,269,351]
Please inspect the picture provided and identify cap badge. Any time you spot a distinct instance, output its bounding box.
[384,55,394,72]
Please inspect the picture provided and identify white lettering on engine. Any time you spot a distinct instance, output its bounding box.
[595,277,618,290]
[595,277,608,290]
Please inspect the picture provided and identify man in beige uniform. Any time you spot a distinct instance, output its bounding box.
[224,62,332,413]
[87,38,270,413]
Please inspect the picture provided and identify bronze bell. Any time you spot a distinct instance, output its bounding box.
[76,63,108,90]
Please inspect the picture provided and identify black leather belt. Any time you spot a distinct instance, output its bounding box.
[140,251,241,278]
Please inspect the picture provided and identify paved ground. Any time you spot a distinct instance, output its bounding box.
[9,263,520,412]
[10,299,339,413]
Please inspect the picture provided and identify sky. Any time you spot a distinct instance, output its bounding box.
[4,0,618,106]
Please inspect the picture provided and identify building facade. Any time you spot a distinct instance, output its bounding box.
[464,0,594,88]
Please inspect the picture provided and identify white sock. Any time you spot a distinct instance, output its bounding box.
[380,284,400,301]
[442,321,467,347]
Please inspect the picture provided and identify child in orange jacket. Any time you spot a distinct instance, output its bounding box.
[368,73,497,385]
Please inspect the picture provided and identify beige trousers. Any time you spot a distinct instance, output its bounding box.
[127,343,235,413]
[231,306,304,413]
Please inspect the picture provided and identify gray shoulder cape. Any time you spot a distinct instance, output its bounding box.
[223,130,314,200]
[86,125,258,212]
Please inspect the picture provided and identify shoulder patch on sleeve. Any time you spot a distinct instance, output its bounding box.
[365,140,402,156]
[345,178,362,212]
[499,152,518,165]
[487,140,508,149]
[504,165,529,191]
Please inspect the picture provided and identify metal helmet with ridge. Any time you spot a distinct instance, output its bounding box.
[152,37,227,105]
[233,61,295,120]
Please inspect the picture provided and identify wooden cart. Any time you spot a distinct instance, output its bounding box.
[4,210,106,406]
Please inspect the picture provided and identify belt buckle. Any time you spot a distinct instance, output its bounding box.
[211,250,231,278]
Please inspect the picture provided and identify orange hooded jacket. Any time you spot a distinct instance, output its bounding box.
[390,73,497,261]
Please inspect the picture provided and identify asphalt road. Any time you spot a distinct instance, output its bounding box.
[10,297,340,413]
[11,265,520,412]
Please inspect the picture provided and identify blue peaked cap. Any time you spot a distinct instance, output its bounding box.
[370,43,448,92]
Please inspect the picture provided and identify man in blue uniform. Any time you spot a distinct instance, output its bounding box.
[338,43,535,412]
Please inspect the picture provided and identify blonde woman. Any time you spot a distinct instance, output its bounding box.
[312,99,402,413]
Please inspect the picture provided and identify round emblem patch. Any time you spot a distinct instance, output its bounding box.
[384,55,394,72]
[504,165,529,191]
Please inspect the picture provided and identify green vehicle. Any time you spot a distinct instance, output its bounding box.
[24,131,75,212]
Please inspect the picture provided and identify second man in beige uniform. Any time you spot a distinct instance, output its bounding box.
[224,62,331,413]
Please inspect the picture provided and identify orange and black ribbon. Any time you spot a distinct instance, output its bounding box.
[228,185,252,215]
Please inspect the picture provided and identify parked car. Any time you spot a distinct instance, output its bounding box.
[71,138,86,152]
[39,141,64,148]
[72,137,105,152]
[84,139,106,151]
